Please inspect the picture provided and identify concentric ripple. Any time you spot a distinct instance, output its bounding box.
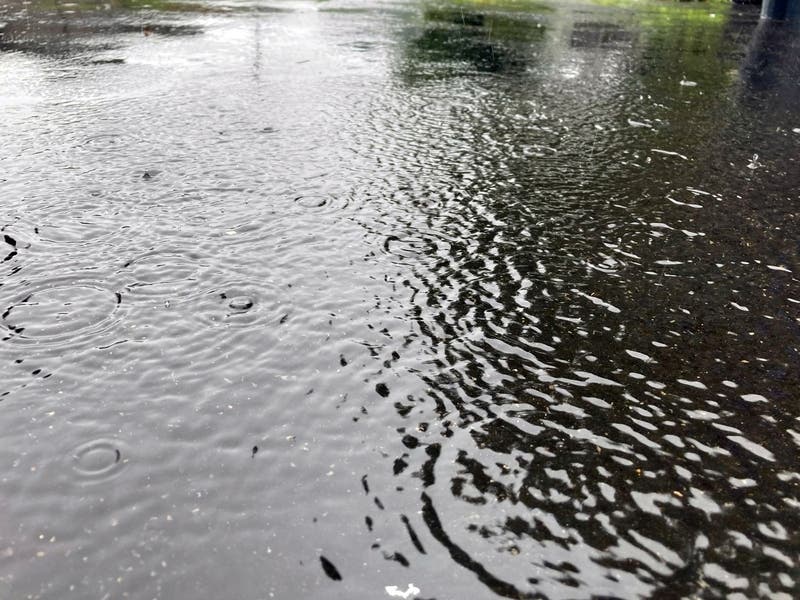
[194,281,286,329]
[36,200,132,247]
[119,250,210,301]
[291,194,350,215]
[71,439,126,484]
[1,279,122,347]
[78,133,131,153]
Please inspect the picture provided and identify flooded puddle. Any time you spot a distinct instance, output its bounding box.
[1,0,799,598]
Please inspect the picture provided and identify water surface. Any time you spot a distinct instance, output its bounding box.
[1,0,799,598]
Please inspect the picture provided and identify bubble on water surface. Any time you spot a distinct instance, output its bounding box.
[196,283,285,329]
[228,296,253,311]
[292,194,349,215]
[71,439,126,483]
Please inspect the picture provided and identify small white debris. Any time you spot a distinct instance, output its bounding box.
[767,265,791,273]
[680,79,697,87]
[385,584,421,599]
[730,302,749,312]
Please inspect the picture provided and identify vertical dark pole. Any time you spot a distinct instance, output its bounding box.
[762,0,800,20]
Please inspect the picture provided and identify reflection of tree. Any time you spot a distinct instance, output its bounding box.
[368,3,797,597]
[0,0,208,58]
[400,6,546,79]
[570,21,633,48]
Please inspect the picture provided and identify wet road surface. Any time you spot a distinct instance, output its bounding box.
[0,0,799,598]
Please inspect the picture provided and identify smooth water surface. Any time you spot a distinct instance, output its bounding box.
[1,0,799,597]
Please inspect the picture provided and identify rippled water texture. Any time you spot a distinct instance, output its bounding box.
[1,0,799,598]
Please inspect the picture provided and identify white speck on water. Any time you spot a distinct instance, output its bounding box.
[729,477,757,488]
[747,154,760,170]
[572,289,621,313]
[727,435,775,461]
[583,396,612,409]
[709,417,734,430]
[688,488,721,515]
[655,260,684,266]
[729,531,753,549]
[703,563,748,589]
[677,379,707,390]
[679,79,697,87]
[598,482,616,502]
[385,584,421,599]
[686,187,713,196]
[793,128,800,133]
[741,393,768,403]
[664,434,685,448]
[758,521,788,542]
[767,265,791,273]
[730,302,749,312]
[684,409,719,421]
[667,196,703,208]
[626,349,653,362]
[787,429,800,446]
[614,247,641,259]
[652,148,689,160]
[628,119,651,128]
[763,546,794,569]
[722,380,738,388]
[630,491,666,515]
[574,370,623,387]
[556,315,582,324]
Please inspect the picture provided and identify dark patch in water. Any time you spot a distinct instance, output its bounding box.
[319,556,342,581]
